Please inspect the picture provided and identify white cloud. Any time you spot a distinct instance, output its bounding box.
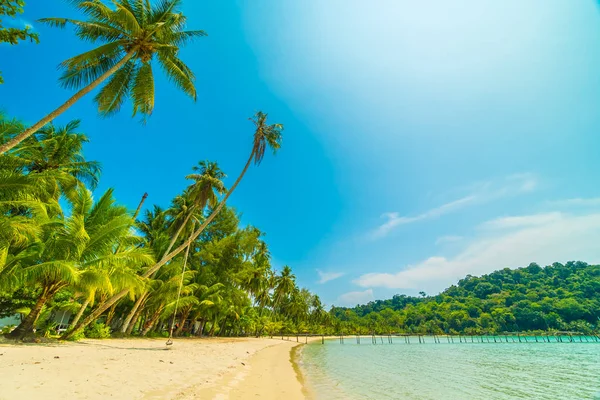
[435,235,463,245]
[356,211,600,293]
[370,174,538,239]
[479,212,562,230]
[316,269,345,284]
[336,289,374,307]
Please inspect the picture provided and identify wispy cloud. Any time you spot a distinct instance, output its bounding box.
[316,269,345,284]
[370,173,538,239]
[478,212,562,230]
[550,197,600,208]
[356,210,600,293]
[336,289,374,307]
[435,235,463,245]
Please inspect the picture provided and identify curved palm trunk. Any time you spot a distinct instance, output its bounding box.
[164,211,194,256]
[61,149,256,340]
[70,298,90,328]
[105,303,118,327]
[140,308,163,336]
[120,292,148,333]
[0,50,136,155]
[8,285,61,339]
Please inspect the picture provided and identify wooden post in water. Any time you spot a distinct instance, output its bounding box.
[305,335,308,344]
[357,335,360,344]
[322,335,324,344]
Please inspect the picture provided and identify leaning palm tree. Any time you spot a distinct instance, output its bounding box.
[62,111,283,339]
[0,0,205,154]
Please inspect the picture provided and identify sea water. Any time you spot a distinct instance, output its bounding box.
[299,336,600,399]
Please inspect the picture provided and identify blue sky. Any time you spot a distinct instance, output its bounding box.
[4,1,600,307]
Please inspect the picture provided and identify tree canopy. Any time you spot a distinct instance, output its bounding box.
[331,262,600,335]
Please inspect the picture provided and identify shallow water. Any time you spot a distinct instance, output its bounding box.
[300,336,600,399]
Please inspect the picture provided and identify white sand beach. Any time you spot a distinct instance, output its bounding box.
[0,337,308,400]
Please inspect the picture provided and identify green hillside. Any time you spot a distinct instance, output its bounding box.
[331,261,600,335]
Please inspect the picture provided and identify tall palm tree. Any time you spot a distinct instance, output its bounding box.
[62,111,283,339]
[164,161,226,255]
[0,0,204,154]
[273,265,296,316]
[149,111,282,275]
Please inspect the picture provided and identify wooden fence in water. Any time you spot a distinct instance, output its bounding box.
[274,331,600,344]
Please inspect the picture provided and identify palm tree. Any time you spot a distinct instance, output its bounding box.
[273,266,296,315]
[8,188,153,339]
[0,0,204,154]
[62,111,283,339]
[147,111,283,276]
[11,120,101,202]
[164,161,226,255]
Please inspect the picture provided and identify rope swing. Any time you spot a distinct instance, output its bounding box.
[166,223,194,347]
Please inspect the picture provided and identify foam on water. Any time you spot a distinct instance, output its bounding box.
[299,336,600,399]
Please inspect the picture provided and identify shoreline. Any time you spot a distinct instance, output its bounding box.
[0,337,314,400]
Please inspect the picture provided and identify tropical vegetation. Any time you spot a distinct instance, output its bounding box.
[0,110,331,340]
[331,262,600,335]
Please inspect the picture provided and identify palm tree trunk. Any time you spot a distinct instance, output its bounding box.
[0,50,136,155]
[132,193,148,220]
[61,149,257,340]
[70,298,90,328]
[105,303,117,327]
[174,307,190,336]
[208,321,216,337]
[218,317,228,337]
[164,211,194,256]
[126,304,144,335]
[140,308,162,336]
[196,319,206,337]
[8,286,56,339]
[120,292,147,333]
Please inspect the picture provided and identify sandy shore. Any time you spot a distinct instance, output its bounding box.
[0,337,309,400]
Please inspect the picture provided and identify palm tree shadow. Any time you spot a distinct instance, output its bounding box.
[75,340,171,351]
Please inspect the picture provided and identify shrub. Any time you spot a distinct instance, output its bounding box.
[84,322,111,339]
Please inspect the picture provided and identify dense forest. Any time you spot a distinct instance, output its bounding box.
[0,113,331,340]
[331,262,600,335]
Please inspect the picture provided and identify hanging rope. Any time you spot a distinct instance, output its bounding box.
[166,223,194,346]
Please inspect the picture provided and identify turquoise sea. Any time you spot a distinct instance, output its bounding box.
[299,336,600,399]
